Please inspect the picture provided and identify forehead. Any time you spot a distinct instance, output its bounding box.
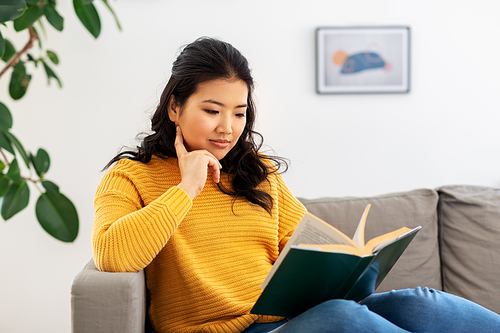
[191,79,249,102]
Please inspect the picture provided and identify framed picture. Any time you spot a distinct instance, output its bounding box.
[316,26,410,94]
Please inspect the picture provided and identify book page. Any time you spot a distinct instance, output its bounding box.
[367,226,421,254]
[296,243,366,256]
[293,213,357,247]
[299,227,417,256]
[351,204,371,249]
[261,212,356,289]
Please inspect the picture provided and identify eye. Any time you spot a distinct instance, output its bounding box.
[204,109,219,115]
[235,113,246,118]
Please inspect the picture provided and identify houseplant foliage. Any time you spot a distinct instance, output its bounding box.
[0,0,120,242]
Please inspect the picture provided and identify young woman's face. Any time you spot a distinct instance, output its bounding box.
[168,79,248,160]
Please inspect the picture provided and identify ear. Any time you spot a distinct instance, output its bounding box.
[167,95,179,123]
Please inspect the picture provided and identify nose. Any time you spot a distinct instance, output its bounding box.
[216,115,232,134]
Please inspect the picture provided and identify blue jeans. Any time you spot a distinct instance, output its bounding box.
[242,287,500,333]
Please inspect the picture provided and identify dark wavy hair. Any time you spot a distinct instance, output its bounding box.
[105,37,287,214]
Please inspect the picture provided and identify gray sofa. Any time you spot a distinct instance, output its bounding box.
[71,185,500,333]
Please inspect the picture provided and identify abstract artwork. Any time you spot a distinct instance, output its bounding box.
[316,27,410,94]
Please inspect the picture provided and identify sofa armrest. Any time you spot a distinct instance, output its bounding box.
[71,259,146,333]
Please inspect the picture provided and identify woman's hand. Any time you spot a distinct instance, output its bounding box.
[175,126,221,200]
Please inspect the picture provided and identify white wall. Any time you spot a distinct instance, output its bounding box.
[1,0,499,331]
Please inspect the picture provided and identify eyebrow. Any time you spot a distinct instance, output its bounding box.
[202,99,247,109]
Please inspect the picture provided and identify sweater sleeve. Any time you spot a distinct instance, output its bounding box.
[274,173,307,253]
[92,165,192,272]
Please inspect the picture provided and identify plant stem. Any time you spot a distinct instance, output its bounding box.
[0,150,43,189]
[33,182,44,193]
[0,27,39,79]
[0,149,10,167]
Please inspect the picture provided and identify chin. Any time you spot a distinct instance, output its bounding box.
[214,153,228,161]
[216,149,234,161]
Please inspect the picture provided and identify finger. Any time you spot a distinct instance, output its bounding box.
[174,126,188,157]
[196,150,222,182]
[206,156,221,183]
[201,150,223,170]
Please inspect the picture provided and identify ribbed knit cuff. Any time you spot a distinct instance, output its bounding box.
[159,186,193,221]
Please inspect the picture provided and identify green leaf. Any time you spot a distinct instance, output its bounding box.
[6,158,22,184]
[31,25,42,48]
[37,13,46,36]
[0,130,14,155]
[9,61,31,100]
[0,102,13,130]
[1,180,30,220]
[0,0,27,23]
[0,175,10,197]
[36,191,79,242]
[12,58,25,71]
[27,52,38,67]
[0,30,4,58]
[1,39,15,62]
[102,0,121,31]
[41,60,62,87]
[73,0,101,38]
[5,131,30,168]
[44,4,64,31]
[31,148,50,177]
[36,148,50,174]
[41,180,59,193]
[46,50,59,64]
[0,160,5,172]
[13,4,44,32]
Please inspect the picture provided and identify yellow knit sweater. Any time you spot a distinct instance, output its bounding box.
[92,155,307,333]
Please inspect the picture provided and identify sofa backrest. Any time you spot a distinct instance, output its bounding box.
[298,188,442,293]
[437,185,500,314]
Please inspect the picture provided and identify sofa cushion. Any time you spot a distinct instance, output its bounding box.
[298,188,441,293]
[437,185,500,314]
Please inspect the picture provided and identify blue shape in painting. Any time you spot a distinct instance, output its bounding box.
[341,52,386,74]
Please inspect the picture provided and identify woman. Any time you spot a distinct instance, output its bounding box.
[93,37,500,333]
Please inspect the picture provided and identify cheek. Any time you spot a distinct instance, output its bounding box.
[233,121,246,140]
[179,114,206,135]
[238,120,247,134]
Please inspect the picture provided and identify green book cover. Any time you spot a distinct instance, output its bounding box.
[250,226,420,317]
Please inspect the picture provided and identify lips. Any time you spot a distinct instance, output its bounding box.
[209,139,230,149]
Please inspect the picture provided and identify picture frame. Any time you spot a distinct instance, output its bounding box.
[316,26,410,94]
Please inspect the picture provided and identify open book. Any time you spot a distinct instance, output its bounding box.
[250,204,421,317]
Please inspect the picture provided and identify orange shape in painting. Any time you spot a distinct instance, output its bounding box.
[332,50,348,65]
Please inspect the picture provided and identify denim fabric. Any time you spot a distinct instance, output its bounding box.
[148,287,500,333]
[269,287,500,333]
[146,318,288,333]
